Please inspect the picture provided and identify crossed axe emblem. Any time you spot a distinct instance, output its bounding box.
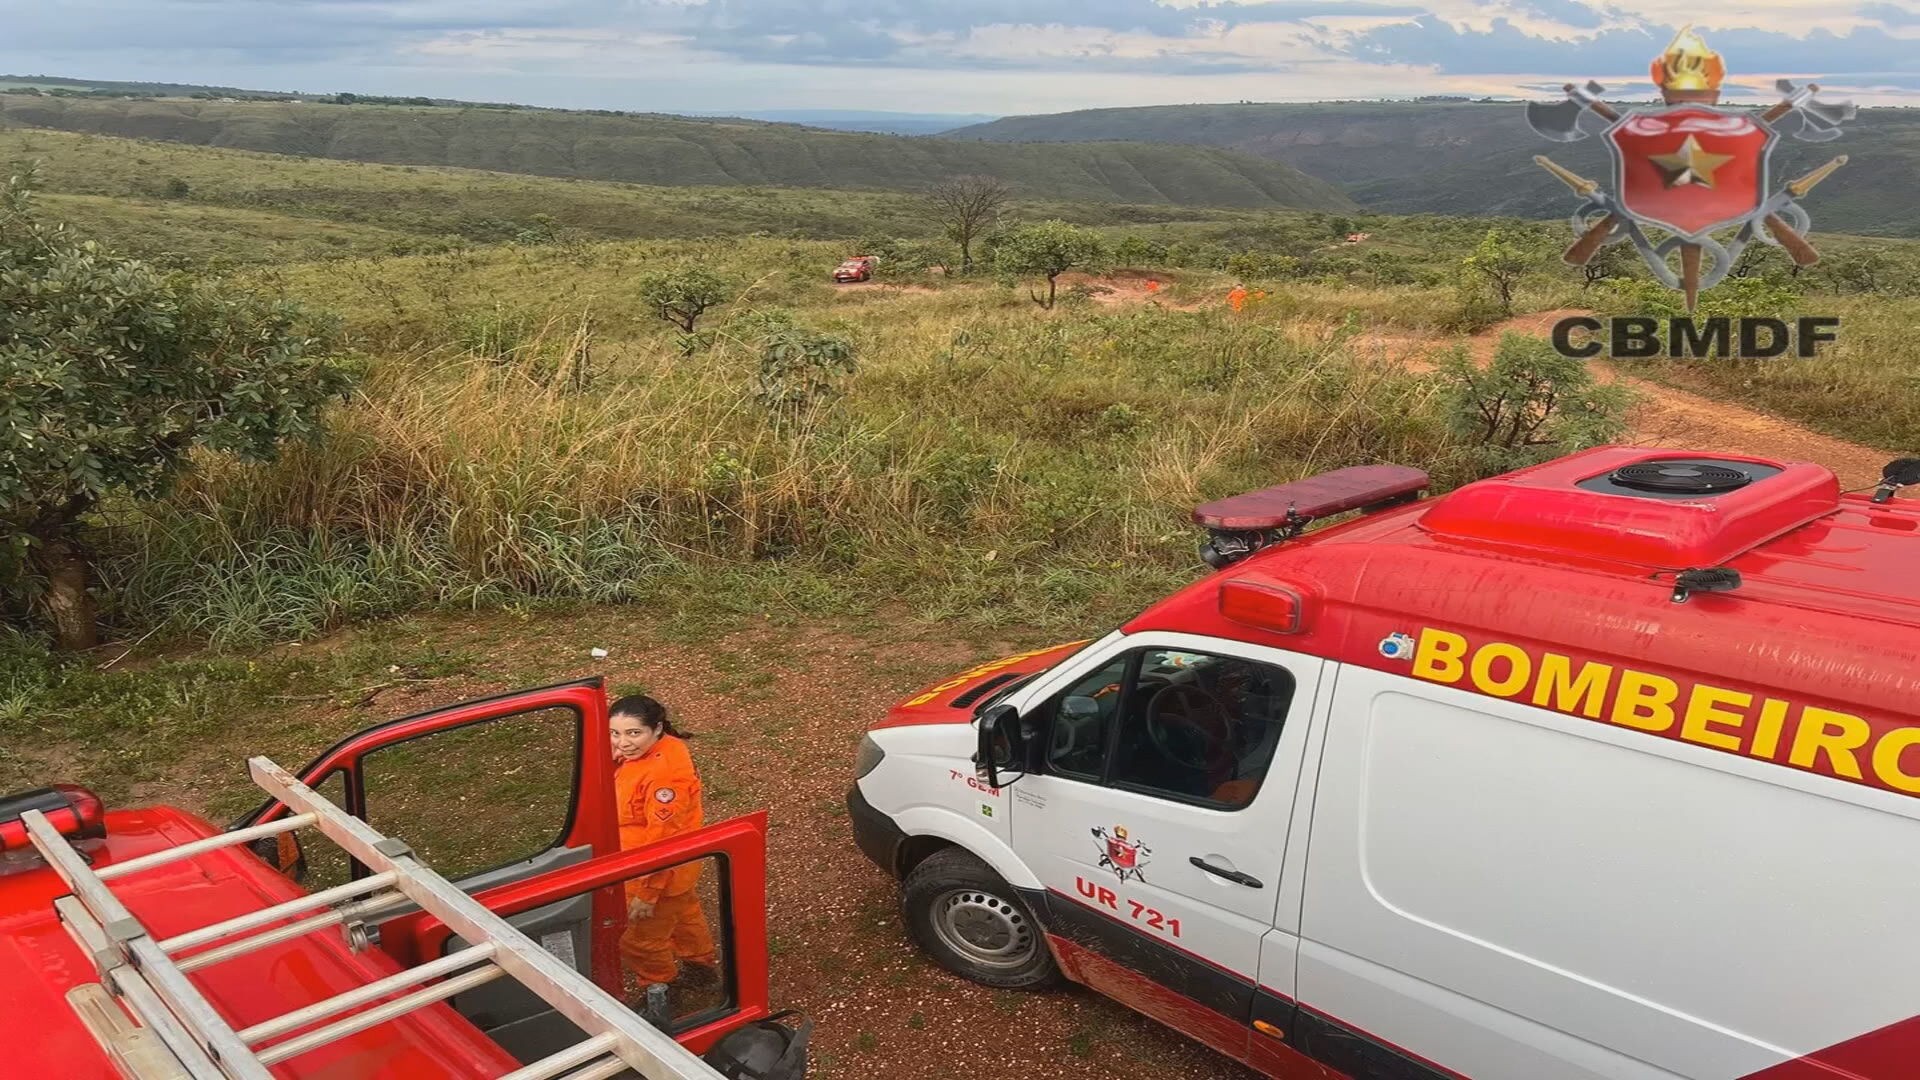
[1527,78,1855,308]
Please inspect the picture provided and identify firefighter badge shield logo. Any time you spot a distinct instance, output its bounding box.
[1610,107,1770,239]
[1092,824,1150,883]
[1525,27,1854,310]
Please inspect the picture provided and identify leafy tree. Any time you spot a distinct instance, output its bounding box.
[637,266,732,334]
[1438,333,1630,475]
[1111,235,1169,267]
[0,167,351,649]
[926,175,1012,274]
[1462,228,1538,317]
[1226,251,1300,280]
[1328,215,1355,238]
[994,220,1105,310]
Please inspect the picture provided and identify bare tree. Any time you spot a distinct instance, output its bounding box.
[926,175,1012,274]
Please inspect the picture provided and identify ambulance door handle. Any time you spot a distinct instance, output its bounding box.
[1190,857,1263,889]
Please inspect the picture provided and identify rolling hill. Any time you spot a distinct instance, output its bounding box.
[950,102,1920,238]
[0,95,1354,212]
[0,126,1303,265]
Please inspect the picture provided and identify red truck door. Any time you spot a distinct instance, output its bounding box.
[234,677,620,887]
[228,679,774,1065]
[383,812,775,1060]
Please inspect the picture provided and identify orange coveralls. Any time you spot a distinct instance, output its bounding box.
[1228,285,1248,312]
[614,735,718,984]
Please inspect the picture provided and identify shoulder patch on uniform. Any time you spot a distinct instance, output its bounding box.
[654,787,676,804]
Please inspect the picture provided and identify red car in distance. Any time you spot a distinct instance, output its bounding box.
[832,256,876,283]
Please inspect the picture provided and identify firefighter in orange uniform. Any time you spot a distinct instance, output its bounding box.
[1227,284,1248,313]
[610,695,718,988]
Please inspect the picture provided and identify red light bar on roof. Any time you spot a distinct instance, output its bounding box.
[1195,465,1430,532]
[0,784,105,856]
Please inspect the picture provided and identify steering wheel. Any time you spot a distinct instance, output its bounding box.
[1144,683,1234,772]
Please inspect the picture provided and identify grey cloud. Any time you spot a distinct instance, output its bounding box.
[4,0,1424,73]
[1857,4,1920,28]
[1341,16,1919,84]
[5,1,1917,93]
[1515,0,1610,30]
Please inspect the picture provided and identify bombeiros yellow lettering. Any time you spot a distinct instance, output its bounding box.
[1407,627,1916,796]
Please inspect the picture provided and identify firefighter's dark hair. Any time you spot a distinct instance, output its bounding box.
[609,694,691,739]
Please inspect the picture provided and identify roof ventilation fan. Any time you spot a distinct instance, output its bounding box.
[1610,460,1754,496]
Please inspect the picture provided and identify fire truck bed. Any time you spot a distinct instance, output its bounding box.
[0,806,522,1079]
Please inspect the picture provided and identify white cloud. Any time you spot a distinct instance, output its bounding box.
[1,0,1914,111]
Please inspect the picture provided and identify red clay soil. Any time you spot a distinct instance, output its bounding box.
[245,615,1262,1080]
[830,281,938,296]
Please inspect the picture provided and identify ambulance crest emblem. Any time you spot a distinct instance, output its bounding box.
[1092,824,1150,883]
[1525,27,1854,311]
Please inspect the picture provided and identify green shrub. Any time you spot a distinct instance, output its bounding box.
[0,167,351,649]
[1437,333,1632,475]
[755,325,858,421]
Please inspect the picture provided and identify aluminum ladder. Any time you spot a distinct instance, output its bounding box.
[23,755,729,1080]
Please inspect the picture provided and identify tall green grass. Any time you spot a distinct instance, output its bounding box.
[101,242,1472,645]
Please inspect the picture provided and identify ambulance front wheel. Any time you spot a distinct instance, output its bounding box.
[902,847,1060,989]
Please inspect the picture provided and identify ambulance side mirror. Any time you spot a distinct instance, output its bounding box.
[976,704,1024,789]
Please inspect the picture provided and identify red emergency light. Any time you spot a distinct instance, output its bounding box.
[1196,465,1429,568]
[0,784,105,856]
[1218,579,1308,633]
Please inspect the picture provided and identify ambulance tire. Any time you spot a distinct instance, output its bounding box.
[902,847,1060,989]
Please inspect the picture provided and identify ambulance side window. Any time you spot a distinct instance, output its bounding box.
[1044,656,1133,781]
[1112,650,1294,809]
[1041,647,1295,810]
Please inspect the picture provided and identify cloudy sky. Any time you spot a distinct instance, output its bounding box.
[2,1,1916,115]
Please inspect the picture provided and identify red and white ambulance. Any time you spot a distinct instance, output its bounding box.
[0,678,807,1079]
[847,447,1920,1079]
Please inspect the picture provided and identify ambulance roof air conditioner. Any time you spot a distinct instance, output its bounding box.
[1418,446,1840,568]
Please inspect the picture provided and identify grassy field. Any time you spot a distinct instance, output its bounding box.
[98,234,1478,649]
[2,137,1916,654]
[0,93,1357,211]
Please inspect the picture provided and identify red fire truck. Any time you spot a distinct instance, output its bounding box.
[0,679,808,1079]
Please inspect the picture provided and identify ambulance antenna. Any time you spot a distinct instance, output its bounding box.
[1871,456,1920,504]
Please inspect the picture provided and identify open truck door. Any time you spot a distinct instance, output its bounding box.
[233,677,620,891]
[230,678,794,1071]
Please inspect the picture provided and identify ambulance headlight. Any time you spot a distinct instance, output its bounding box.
[853,735,886,780]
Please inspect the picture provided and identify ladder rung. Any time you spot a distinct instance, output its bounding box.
[160,871,399,954]
[558,1056,635,1080]
[502,1033,623,1080]
[238,942,499,1045]
[254,963,507,1066]
[23,810,274,1080]
[97,814,317,882]
[175,891,406,974]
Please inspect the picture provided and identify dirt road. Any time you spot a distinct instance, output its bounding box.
[216,615,1260,1080]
